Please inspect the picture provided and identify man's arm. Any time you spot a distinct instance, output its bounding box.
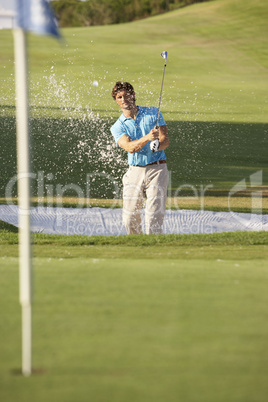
[158,125,169,151]
[118,128,159,154]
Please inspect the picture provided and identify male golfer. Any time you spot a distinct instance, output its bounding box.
[110,81,169,235]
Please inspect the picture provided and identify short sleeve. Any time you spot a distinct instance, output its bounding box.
[110,120,126,143]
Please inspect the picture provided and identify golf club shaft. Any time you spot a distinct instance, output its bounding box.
[156,59,167,128]
[150,51,167,153]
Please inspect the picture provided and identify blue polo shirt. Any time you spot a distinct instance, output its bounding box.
[110,106,167,166]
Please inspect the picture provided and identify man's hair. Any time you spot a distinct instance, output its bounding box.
[111,81,135,100]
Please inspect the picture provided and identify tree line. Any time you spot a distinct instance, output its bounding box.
[50,0,212,27]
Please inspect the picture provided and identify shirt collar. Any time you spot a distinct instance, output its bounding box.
[119,106,141,122]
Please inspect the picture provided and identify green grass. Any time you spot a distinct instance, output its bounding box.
[1,229,268,260]
[0,219,18,233]
[1,256,268,402]
[1,0,268,122]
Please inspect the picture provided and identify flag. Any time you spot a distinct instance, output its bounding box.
[16,0,59,37]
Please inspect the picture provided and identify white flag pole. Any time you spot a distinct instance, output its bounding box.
[14,27,32,377]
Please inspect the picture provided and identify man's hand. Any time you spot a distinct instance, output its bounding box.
[117,125,168,154]
[148,128,159,142]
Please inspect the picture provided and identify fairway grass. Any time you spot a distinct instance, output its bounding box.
[1,0,268,123]
[0,257,268,402]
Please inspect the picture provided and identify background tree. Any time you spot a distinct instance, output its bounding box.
[51,0,213,27]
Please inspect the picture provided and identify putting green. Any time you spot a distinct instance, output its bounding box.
[0,257,268,402]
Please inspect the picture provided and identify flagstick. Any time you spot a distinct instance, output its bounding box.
[14,27,32,377]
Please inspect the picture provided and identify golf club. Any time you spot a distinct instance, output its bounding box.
[150,51,168,153]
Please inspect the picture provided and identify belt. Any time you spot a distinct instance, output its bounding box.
[134,160,167,167]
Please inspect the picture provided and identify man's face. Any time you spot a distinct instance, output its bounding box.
[115,90,136,110]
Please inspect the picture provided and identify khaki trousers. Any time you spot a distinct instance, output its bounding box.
[122,163,169,235]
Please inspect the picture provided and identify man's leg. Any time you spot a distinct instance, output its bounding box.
[122,166,145,235]
[144,164,169,234]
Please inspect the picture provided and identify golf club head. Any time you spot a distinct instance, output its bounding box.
[161,51,168,60]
